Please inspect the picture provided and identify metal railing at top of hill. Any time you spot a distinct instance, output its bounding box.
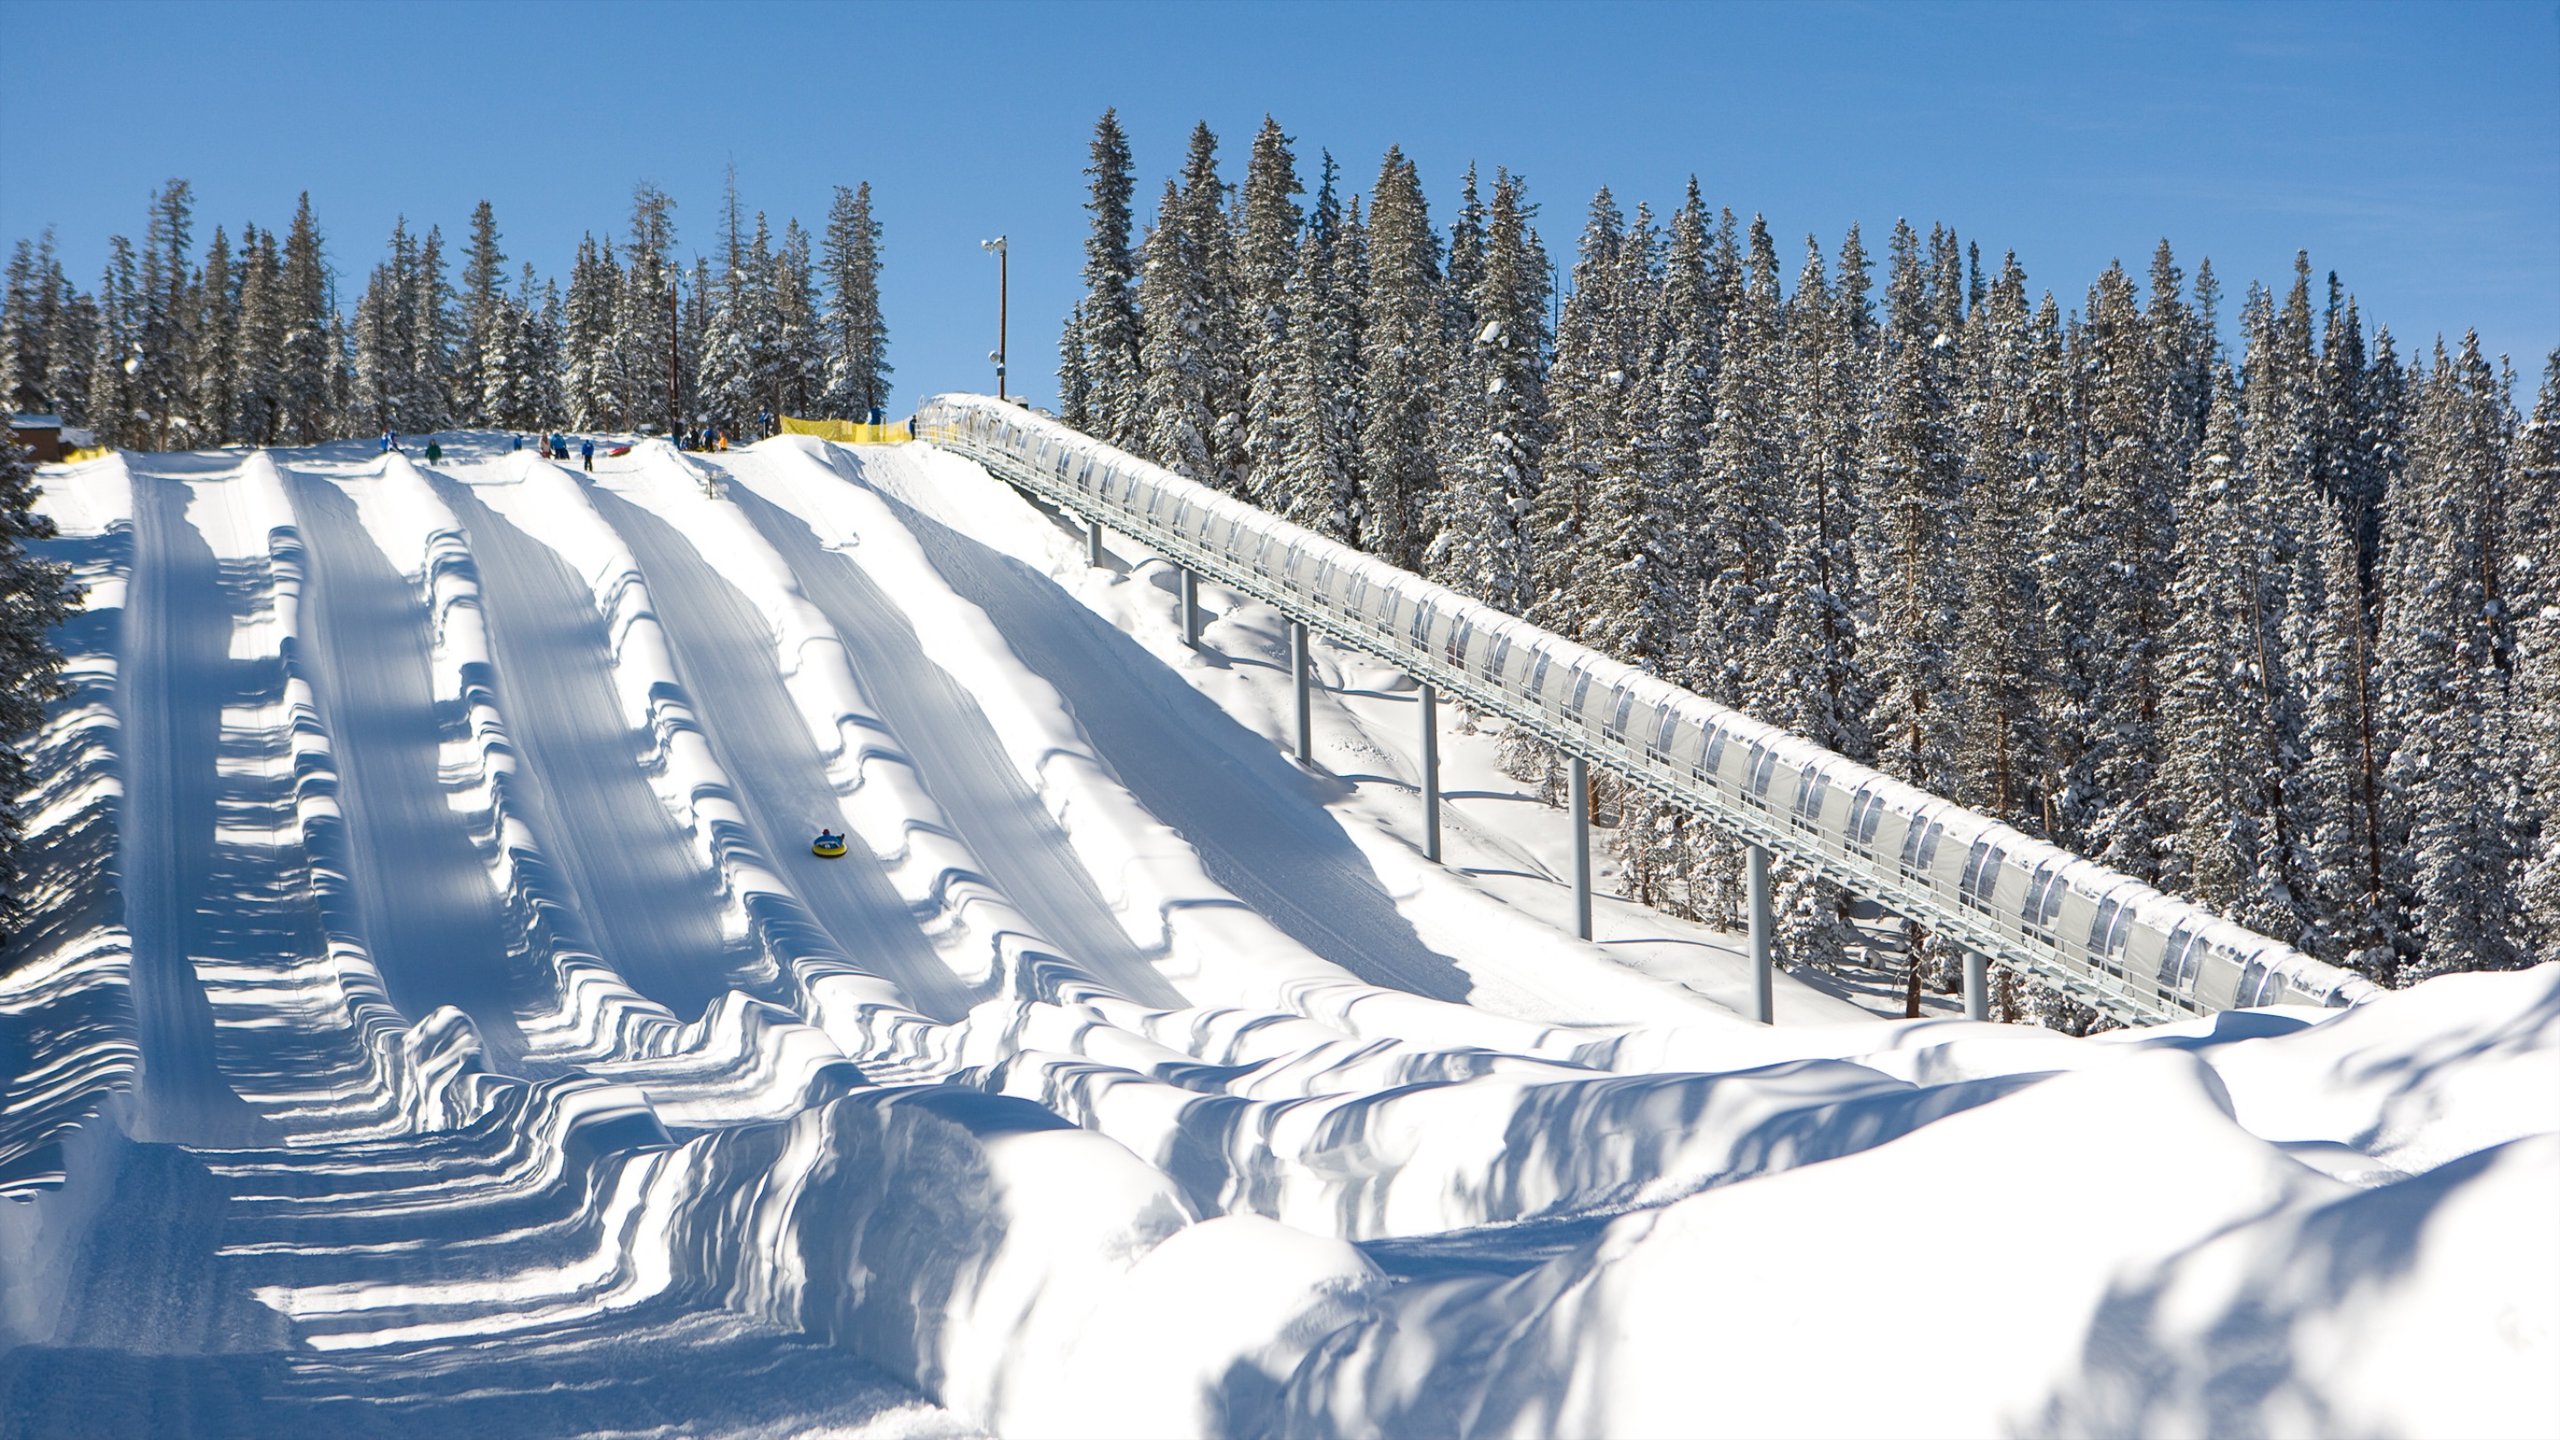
[912,392,2380,1025]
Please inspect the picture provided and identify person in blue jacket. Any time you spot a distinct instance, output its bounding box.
[580,437,595,472]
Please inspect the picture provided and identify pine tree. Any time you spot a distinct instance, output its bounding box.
[1444,164,1486,343]
[135,179,195,448]
[698,178,780,437]
[1862,219,1965,799]
[2051,259,2176,881]
[1058,300,1092,429]
[231,224,285,444]
[1949,254,2055,829]
[2157,363,2295,938]
[278,193,337,443]
[46,286,96,435]
[1763,229,1870,759]
[1578,204,1672,670]
[349,222,405,434]
[1270,153,1361,542]
[1135,122,1243,486]
[1236,116,1304,507]
[1187,123,1245,483]
[1427,168,1548,616]
[0,431,81,941]
[2,232,62,414]
[456,200,508,427]
[1528,188,1628,641]
[189,225,239,446]
[87,236,140,448]
[618,184,679,435]
[2512,351,2560,952]
[1356,147,1442,569]
[562,233,622,429]
[772,218,822,420]
[1691,215,1787,711]
[409,224,457,428]
[819,182,889,418]
[2377,334,2528,980]
[1644,182,1721,657]
[1136,177,1216,480]
[1609,183,1722,919]
[1072,110,1145,450]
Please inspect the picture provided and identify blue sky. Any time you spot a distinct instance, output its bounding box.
[2,0,2552,413]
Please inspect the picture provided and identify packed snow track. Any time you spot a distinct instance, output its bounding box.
[3,433,2553,1438]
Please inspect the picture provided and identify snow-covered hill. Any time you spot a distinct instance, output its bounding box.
[3,434,2553,1437]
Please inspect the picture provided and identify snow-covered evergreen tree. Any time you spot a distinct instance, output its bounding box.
[1690,215,1788,713]
[2050,259,2176,881]
[1138,176,1218,481]
[231,224,285,444]
[1136,123,1243,486]
[0,430,80,942]
[1427,168,1547,616]
[1236,116,1304,507]
[1948,254,2055,830]
[278,193,338,444]
[410,224,457,428]
[1861,219,1966,799]
[771,218,822,420]
[2377,334,2529,980]
[187,225,238,449]
[1269,154,1362,543]
[1643,182,1722,660]
[86,236,140,449]
[2,232,63,415]
[135,179,194,448]
[1356,148,1442,569]
[2157,362,2295,937]
[1071,110,1145,451]
[1578,204,1672,670]
[1763,229,1871,759]
[350,218,452,435]
[562,233,622,429]
[2512,351,2560,953]
[618,184,679,434]
[819,182,889,418]
[1526,188,1628,644]
[484,264,562,430]
[456,200,508,427]
[698,178,779,437]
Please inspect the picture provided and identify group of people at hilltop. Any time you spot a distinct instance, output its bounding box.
[379,420,781,473]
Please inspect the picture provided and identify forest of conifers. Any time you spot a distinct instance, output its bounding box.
[1054,110,2560,1014]
[0,177,889,451]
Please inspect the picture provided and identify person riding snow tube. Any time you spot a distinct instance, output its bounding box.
[811,829,847,858]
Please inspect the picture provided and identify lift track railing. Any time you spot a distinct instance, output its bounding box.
[913,393,2378,1025]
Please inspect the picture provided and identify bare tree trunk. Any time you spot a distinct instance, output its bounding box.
[1904,920,1925,1018]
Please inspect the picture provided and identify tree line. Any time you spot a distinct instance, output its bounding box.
[0,175,891,449]
[1057,109,2560,1016]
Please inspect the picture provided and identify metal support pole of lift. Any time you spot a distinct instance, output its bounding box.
[1419,682,1441,863]
[1747,841,1774,1024]
[1290,620,1313,764]
[1086,515,1105,568]
[1569,756,1593,941]
[1963,947,1989,1021]
[1179,568,1201,649]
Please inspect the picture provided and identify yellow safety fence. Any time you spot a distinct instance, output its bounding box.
[778,415,912,445]
[61,446,115,464]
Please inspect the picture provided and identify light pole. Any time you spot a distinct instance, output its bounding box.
[980,235,1008,401]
